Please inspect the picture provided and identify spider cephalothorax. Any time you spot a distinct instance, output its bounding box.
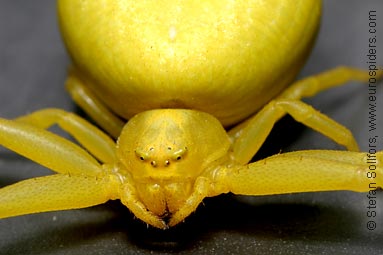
[115,109,230,219]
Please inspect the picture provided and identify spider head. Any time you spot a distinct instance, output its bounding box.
[116,109,230,216]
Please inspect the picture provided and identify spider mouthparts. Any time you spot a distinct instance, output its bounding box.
[160,210,172,222]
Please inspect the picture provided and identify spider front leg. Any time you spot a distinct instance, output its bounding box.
[169,150,383,227]
[217,150,382,197]
[0,173,114,219]
[0,118,118,218]
[229,67,379,164]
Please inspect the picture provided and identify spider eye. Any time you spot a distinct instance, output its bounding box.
[135,149,149,162]
[171,147,187,161]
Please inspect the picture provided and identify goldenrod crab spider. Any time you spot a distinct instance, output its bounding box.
[0,0,382,229]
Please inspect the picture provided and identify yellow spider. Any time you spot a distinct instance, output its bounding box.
[0,0,381,230]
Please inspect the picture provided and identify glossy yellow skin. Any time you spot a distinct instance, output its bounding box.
[58,0,320,129]
[0,0,382,229]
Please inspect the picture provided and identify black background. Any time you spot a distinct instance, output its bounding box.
[1,1,383,254]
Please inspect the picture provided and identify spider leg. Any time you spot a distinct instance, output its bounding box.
[0,118,127,219]
[278,66,380,100]
[15,108,116,164]
[0,173,117,219]
[0,117,101,175]
[229,67,378,164]
[0,115,167,227]
[216,150,382,196]
[65,69,124,139]
[229,99,359,164]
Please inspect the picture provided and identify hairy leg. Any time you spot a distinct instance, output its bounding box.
[219,150,382,196]
[0,174,115,219]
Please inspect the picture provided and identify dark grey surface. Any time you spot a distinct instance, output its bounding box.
[0,1,382,254]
